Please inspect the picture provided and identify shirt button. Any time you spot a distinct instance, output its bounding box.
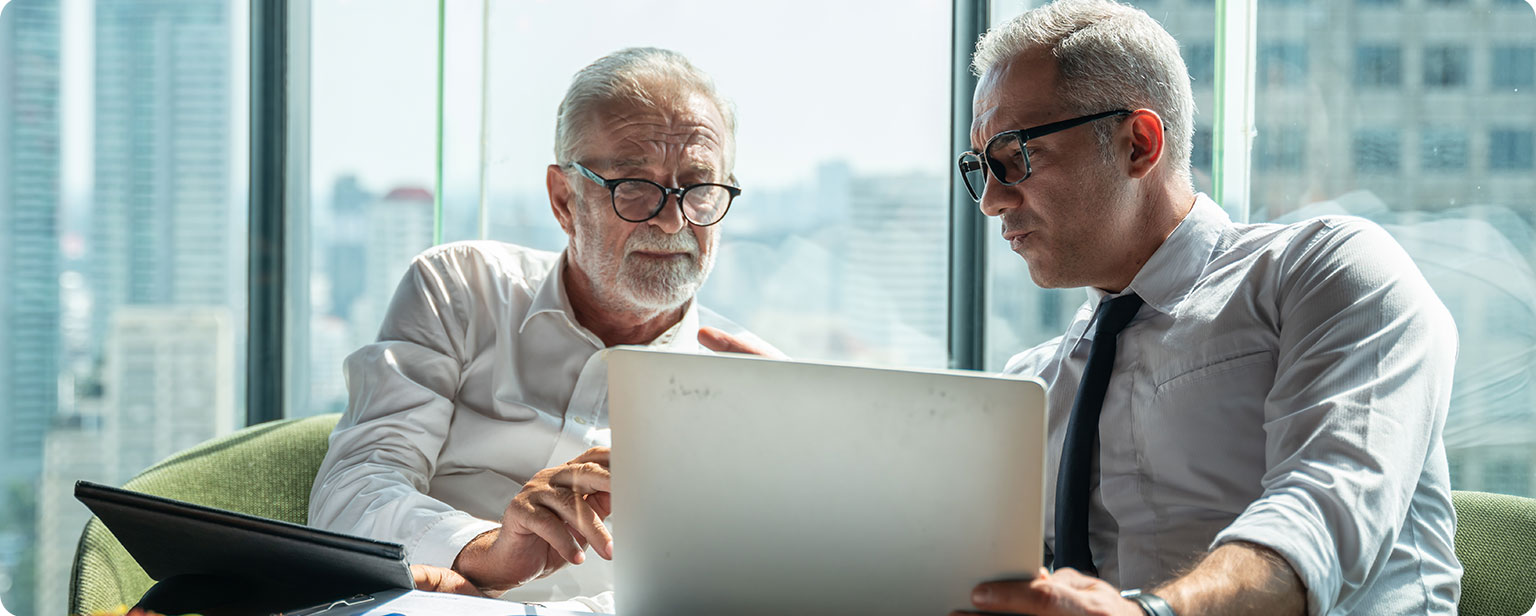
[573,416,588,425]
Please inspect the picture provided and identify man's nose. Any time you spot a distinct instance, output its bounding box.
[648,192,688,234]
[977,180,1019,218]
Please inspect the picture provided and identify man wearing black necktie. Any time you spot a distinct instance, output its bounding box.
[951,1,1461,615]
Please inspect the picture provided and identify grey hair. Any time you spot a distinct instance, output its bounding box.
[554,47,737,174]
[972,0,1195,185]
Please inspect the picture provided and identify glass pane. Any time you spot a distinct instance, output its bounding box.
[480,0,952,367]
[983,1,1215,370]
[1252,0,1536,497]
[304,0,439,417]
[0,0,249,612]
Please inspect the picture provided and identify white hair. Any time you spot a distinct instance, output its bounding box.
[972,0,1195,185]
[554,47,737,173]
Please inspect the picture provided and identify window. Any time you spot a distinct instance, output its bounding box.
[1255,128,1305,171]
[1422,129,1469,171]
[1185,42,1217,88]
[1492,45,1536,89]
[1353,129,1401,172]
[1258,42,1307,88]
[1,1,249,614]
[1485,456,1534,496]
[1355,44,1402,87]
[1491,129,1536,170]
[1423,46,1469,88]
[1254,0,1536,505]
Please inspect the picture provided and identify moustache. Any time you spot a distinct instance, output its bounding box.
[624,226,699,256]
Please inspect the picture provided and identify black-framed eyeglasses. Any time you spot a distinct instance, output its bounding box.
[957,109,1131,202]
[567,162,741,227]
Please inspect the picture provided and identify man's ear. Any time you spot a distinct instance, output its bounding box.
[1124,109,1165,179]
[548,164,577,237]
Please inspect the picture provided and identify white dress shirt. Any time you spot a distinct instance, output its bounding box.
[1006,195,1462,615]
[309,240,751,610]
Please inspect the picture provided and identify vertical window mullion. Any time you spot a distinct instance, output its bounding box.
[1214,0,1257,223]
[949,0,989,371]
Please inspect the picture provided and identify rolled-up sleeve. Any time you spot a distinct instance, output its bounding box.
[1212,220,1458,615]
[309,252,501,568]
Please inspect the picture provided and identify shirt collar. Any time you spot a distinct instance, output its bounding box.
[521,251,577,335]
[519,250,702,352]
[1085,193,1229,318]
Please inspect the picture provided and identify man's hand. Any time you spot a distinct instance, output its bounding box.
[411,564,487,596]
[698,326,787,358]
[950,568,1143,616]
[452,447,613,593]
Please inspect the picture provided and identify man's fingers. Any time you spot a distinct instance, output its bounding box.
[698,326,788,359]
[531,488,614,560]
[569,446,610,466]
[1051,566,1113,592]
[551,461,612,494]
[511,501,587,565]
[410,564,488,597]
[969,579,1051,612]
[587,492,612,519]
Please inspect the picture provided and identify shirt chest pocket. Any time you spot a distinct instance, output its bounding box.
[1137,350,1276,514]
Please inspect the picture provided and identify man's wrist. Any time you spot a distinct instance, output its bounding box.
[452,528,499,580]
[1121,588,1177,616]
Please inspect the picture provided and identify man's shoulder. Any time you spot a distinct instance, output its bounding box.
[414,240,561,283]
[1003,335,1067,379]
[1231,214,1401,271]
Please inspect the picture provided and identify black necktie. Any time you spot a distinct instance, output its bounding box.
[1053,292,1143,575]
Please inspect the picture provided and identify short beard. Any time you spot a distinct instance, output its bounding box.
[571,216,716,315]
[614,225,713,310]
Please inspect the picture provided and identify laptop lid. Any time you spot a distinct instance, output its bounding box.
[605,348,1045,616]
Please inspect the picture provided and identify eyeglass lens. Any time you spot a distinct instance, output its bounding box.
[612,180,732,225]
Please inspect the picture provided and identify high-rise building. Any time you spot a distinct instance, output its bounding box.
[89,0,234,345]
[34,412,109,616]
[1,2,62,609]
[349,186,435,349]
[843,171,948,367]
[101,306,237,481]
[0,0,62,486]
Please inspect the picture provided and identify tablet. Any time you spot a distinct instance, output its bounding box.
[75,480,413,614]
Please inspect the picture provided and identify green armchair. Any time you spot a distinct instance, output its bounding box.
[68,413,341,615]
[1453,490,1536,616]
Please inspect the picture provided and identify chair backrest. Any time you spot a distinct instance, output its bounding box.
[1454,490,1536,616]
[68,413,342,615]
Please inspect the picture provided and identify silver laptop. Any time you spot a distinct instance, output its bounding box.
[605,348,1047,616]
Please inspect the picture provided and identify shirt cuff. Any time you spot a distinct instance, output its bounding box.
[409,511,502,569]
[1211,500,1338,616]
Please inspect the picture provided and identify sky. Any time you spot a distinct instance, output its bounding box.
[311,0,954,199]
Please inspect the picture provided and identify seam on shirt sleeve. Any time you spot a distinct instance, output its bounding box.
[1213,497,1340,616]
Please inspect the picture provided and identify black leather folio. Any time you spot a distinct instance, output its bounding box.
[75,480,414,615]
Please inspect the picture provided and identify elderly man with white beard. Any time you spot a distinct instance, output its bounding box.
[308,47,765,611]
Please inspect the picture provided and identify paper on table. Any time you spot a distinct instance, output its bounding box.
[361,590,609,616]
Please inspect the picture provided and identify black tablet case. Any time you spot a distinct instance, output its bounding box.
[75,480,414,615]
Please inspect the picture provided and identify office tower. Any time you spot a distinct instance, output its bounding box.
[0,0,62,486]
[90,0,234,345]
[324,174,371,319]
[34,412,110,616]
[0,2,62,611]
[101,306,237,481]
[350,187,435,349]
[843,171,948,367]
